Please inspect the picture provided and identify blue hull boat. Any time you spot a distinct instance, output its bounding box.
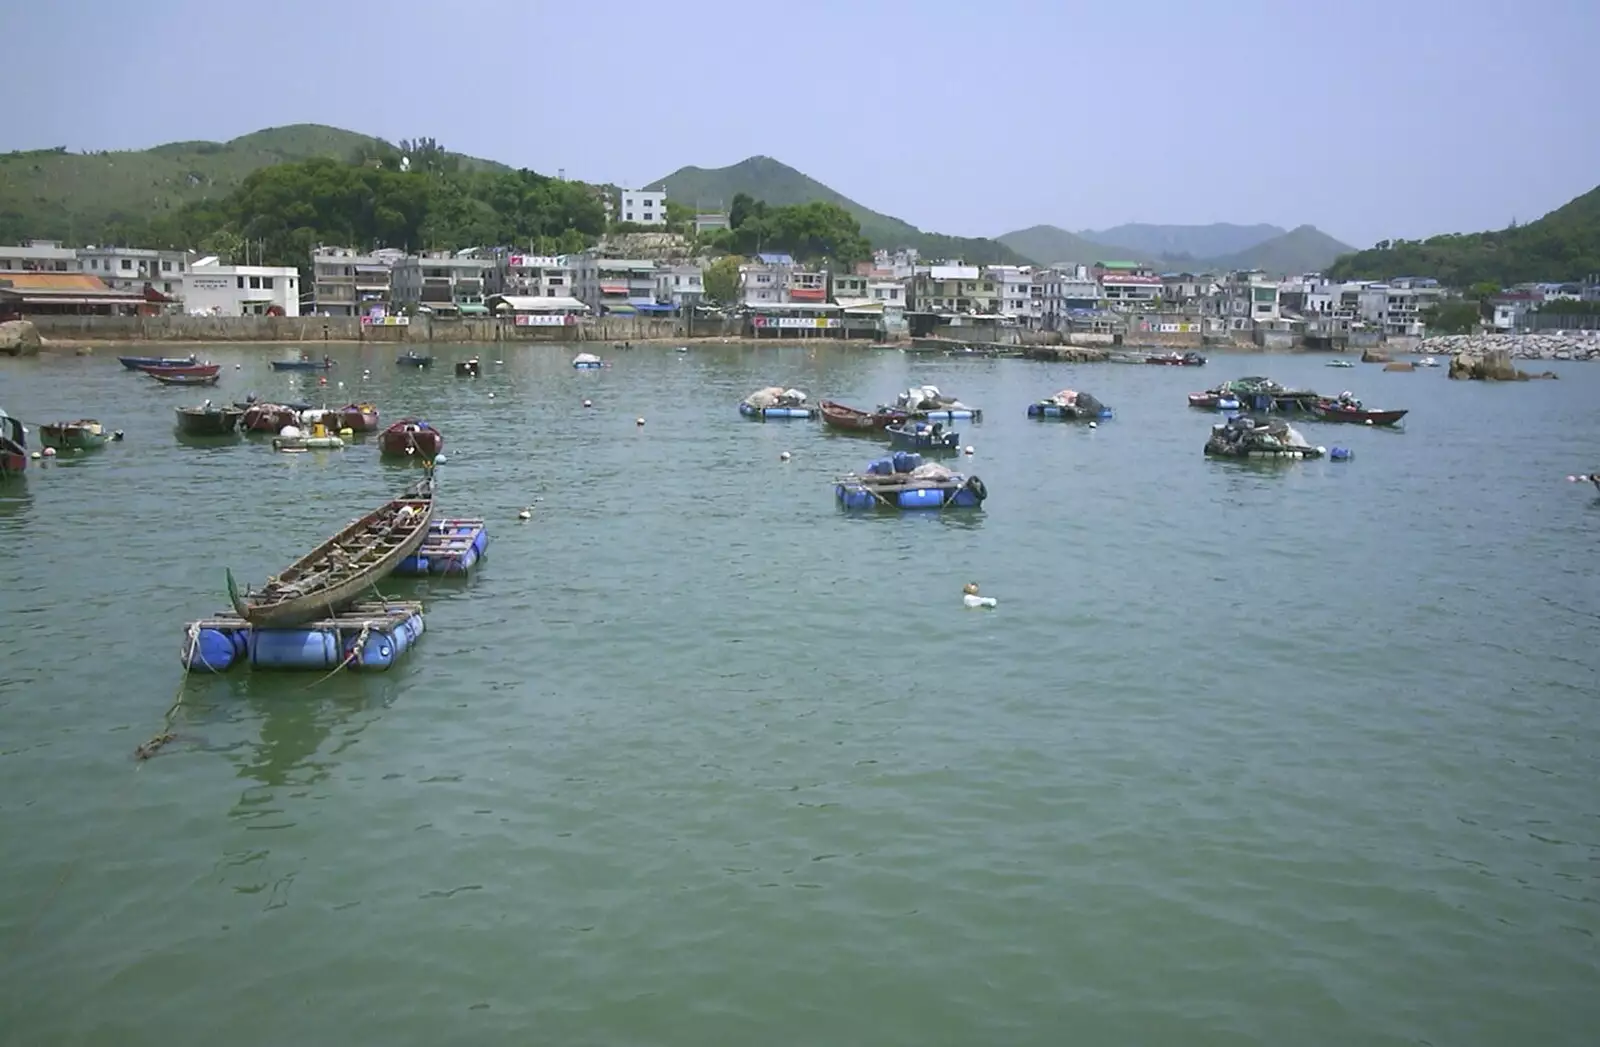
[885,422,961,451]
[119,354,196,370]
[271,360,333,371]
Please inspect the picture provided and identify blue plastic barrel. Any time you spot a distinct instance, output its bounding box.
[188,627,237,671]
[252,628,339,670]
[898,487,946,509]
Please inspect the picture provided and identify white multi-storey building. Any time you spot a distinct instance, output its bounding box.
[0,239,79,273]
[182,258,301,316]
[78,246,191,298]
[619,189,666,225]
[985,265,1033,321]
[492,253,575,299]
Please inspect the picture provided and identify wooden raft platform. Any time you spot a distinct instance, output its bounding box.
[181,600,426,672]
[394,518,488,576]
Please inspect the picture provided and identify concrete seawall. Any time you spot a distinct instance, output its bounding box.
[28,314,744,344]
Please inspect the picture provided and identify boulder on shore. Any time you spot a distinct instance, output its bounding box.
[0,319,41,357]
[1361,348,1391,363]
[1446,347,1558,381]
[1423,331,1597,363]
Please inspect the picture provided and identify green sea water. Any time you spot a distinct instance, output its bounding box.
[1,343,1597,1046]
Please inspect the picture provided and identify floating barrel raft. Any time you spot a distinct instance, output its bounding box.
[181,601,425,673]
[835,452,987,510]
[738,402,818,419]
[394,518,489,576]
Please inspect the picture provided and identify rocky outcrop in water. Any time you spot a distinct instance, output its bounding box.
[1422,332,1598,363]
[1444,346,1558,381]
[0,319,41,356]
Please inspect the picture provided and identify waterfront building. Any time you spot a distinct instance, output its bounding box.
[0,239,79,274]
[77,245,191,300]
[182,258,301,316]
[490,253,575,299]
[910,264,998,313]
[740,253,797,306]
[0,273,148,316]
[1098,270,1164,311]
[985,265,1033,321]
[310,246,405,316]
[389,251,495,316]
[1035,266,1101,329]
[567,255,659,313]
[654,264,705,310]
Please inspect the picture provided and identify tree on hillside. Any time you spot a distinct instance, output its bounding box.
[703,255,742,304]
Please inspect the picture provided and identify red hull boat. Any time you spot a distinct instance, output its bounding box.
[1,407,24,477]
[820,400,906,433]
[1311,400,1408,426]
[379,419,444,458]
[138,362,220,379]
[324,402,380,432]
[240,402,301,433]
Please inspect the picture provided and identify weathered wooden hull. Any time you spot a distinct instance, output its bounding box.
[139,363,220,379]
[241,404,300,433]
[149,372,220,387]
[175,406,244,435]
[820,400,903,432]
[39,421,110,449]
[379,421,444,458]
[1311,402,1408,426]
[228,477,436,627]
[329,404,380,432]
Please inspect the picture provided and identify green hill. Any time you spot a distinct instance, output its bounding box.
[0,124,508,244]
[1326,184,1600,286]
[648,156,1032,266]
[1204,225,1355,276]
[1078,222,1287,261]
[996,224,1140,266]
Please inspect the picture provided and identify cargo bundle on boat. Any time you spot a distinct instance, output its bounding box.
[181,600,425,673]
[572,352,605,370]
[1308,392,1408,427]
[1187,389,1242,411]
[819,400,906,433]
[740,386,817,419]
[885,420,961,452]
[1204,416,1328,460]
[174,402,244,435]
[885,385,982,421]
[0,406,26,477]
[1223,377,1321,414]
[835,452,987,510]
[379,419,444,459]
[394,518,489,576]
[39,419,119,450]
[301,402,380,433]
[1027,389,1112,420]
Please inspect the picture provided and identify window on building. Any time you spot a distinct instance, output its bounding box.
[263,276,275,290]
[162,261,172,272]
[164,282,173,292]
[121,259,132,270]
[236,276,244,289]
[625,213,633,221]
[250,276,262,289]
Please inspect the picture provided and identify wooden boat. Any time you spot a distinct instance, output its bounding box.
[240,402,301,433]
[1188,391,1241,410]
[119,353,196,370]
[148,371,220,387]
[456,357,481,377]
[138,362,220,379]
[39,419,114,450]
[396,351,434,369]
[174,403,244,435]
[379,419,444,458]
[1145,351,1207,366]
[225,474,436,628]
[0,406,25,477]
[1310,400,1408,426]
[270,357,333,371]
[885,421,961,452]
[819,400,906,432]
[303,402,380,432]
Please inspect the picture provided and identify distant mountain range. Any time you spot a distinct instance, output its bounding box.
[653,156,1356,274]
[0,123,1359,274]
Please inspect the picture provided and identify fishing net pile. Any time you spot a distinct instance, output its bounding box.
[743,386,809,408]
[1210,416,1312,452]
[1045,389,1106,414]
[895,385,970,411]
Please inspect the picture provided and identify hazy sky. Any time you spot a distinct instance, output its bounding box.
[3,0,1595,248]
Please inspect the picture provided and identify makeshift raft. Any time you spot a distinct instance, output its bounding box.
[180,600,425,673]
[394,518,489,576]
[835,452,987,510]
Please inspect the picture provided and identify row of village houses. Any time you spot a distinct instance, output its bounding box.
[2,238,1594,338]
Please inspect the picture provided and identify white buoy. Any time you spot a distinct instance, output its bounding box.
[488,392,496,399]
[636,417,645,426]
[42,447,56,458]
[1088,421,1098,429]
[963,445,974,455]
[582,399,592,408]
[434,453,448,464]
[337,381,345,388]
[279,424,302,439]
[518,506,531,520]
[234,363,242,369]
[780,451,791,461]
[1568,475,1578,482]
[29,451,40,460]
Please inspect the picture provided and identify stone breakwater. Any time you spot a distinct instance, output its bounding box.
[1418,332,1599,361]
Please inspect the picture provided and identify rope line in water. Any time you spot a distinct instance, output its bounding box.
[136,623,199,760]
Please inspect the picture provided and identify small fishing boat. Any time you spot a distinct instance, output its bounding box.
[148,371,221,387]
[119,353,197,370]
[1417,356,1441,368]
[819,400,906,433]
[1188,391,1242,411]
[240,402,301,433]
[38,419,116,450]
[396,351,434,369]
[0,406,26,477]
[1027,389,1112,420]
[885,421,961,452]
[379,419,444,459]
[572,353,605,370]
[1145,351,1207,366]
[1326,359,1355,368]
[138,362,220,379]
[302,402,380,433]
[740,386,817,419]
[456,357,481,377]
[1309,396,1408,426]
[270,355,334,371]
[835,452,986,510]
[174,402,245,436]
[225,474,436,628]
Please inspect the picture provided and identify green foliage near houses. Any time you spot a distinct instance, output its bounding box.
[708,193,872,266]
[119,154,604,272]
[1325,183,1600,286]
[1420,300,1481,334]
[0,123,510,245]
[702,255,742,304]
[650,156,1031,265]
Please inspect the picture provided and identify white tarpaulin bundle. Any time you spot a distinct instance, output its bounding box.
[896,385,968,411]
[572,352,601,365]
[743,386,787,408]
[910,462,956,481]
[1050,389,1079,406]
[780,388,808,404]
